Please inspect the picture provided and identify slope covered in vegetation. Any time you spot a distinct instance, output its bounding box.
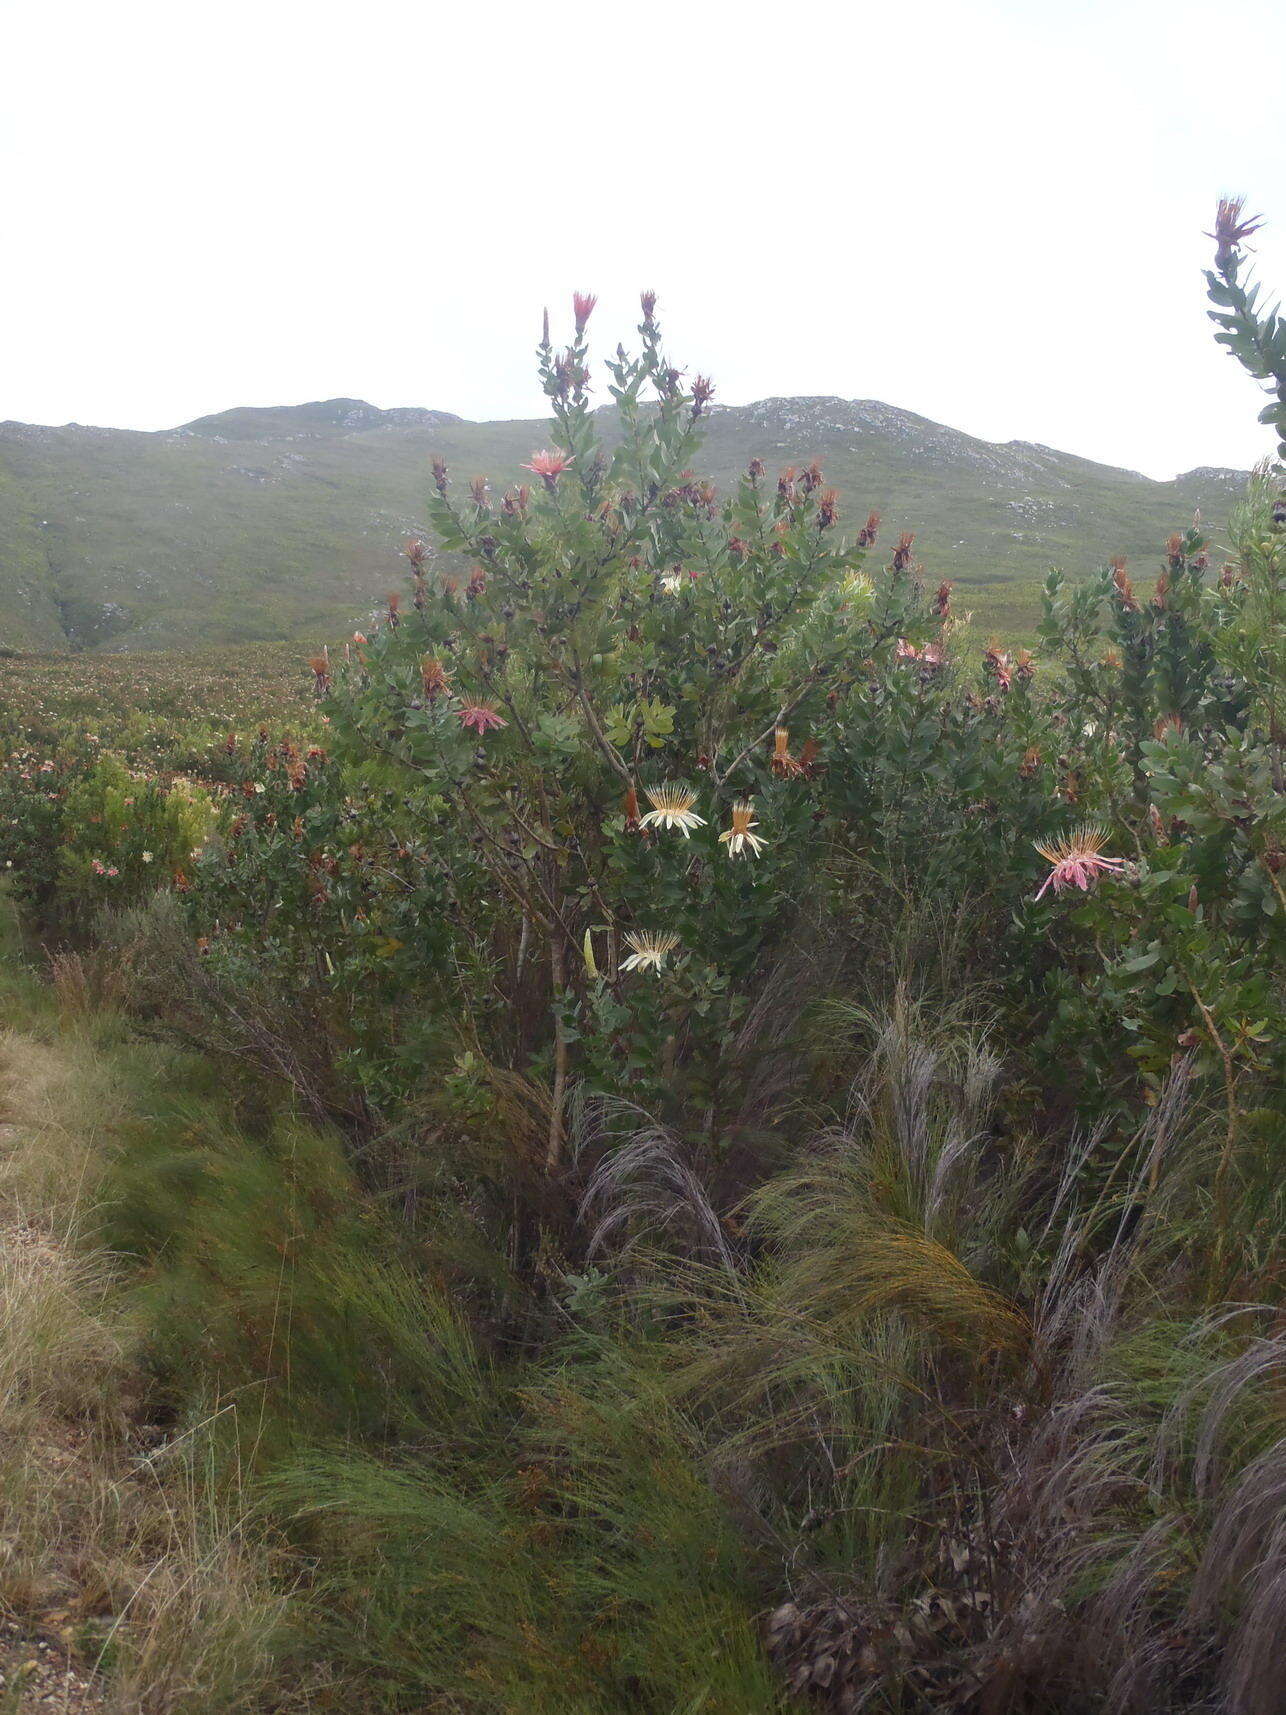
[0,393,1244,652]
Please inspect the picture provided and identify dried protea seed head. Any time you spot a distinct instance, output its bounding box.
[404,537,427,568]
[420,655,451,702]
[816,489,839,529]
[431,454,449,494]
[858,509,881,548]
[1210,196,1264,268]
[892,530,915,571]
[1166,532,1183,565]
[469,475,489,508]
[747,457,766,480]
[691,374,715,417]
[1110,558,1139,611]
[934,580,952,615]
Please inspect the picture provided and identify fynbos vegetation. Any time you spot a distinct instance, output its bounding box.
[0,206,1282,1713]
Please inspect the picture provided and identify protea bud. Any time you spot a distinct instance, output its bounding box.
[640,289,657,324]
[691,374,715,418]
[404,537,427,569]
[934,581,952,615]
[858,510,881,549]
[816,489,839,529]
[573,290,597,333]
[983,644,1013,691]
[431,455,449,494]
[892,531,915,572]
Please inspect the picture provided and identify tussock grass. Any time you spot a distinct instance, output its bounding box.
[0,978,311,1713]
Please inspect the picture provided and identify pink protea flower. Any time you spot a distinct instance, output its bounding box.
[456,702,508,735]
[522,447,575,488]
[1034,824,1127,900]
[573,291,597,332]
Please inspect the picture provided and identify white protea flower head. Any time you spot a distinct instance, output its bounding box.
[639,783,707,837]
[659,572,684,595]
[719,800,767,859]
[620,930,680,975]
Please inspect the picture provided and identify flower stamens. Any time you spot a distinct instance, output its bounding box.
[639,783,706,837]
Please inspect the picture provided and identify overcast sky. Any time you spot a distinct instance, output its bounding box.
[3,0,1284,479]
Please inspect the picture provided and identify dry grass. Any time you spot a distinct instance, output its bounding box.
[0,1024,307,1714]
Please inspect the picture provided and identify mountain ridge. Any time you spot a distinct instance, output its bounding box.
[0,395,1248,652]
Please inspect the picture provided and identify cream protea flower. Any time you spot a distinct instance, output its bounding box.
[639,783,706,837]
[659,572,684,595]
[621,930,680,975]
[1034,823,1127,900]
[719,800,767,859]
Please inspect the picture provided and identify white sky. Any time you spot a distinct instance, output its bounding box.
[2,0,1284,479]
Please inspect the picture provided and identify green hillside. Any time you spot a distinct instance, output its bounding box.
[0,395,1247,652]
